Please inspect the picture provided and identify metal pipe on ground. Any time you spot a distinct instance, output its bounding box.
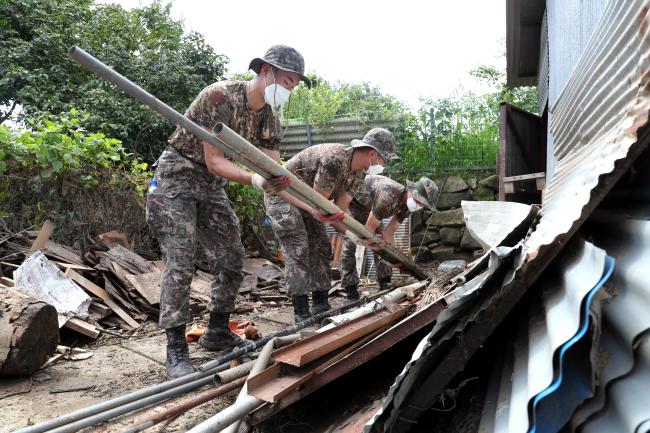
[188,336,284,433]
[13,363,230,433]
[66,46,428,281]
[321,281,429,330]
[18,294,383,433]
[121,376,247,433]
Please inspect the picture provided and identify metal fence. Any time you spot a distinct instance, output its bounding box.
[280,117,400,159]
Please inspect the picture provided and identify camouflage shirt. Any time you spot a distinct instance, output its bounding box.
[352,175,409,222]
[284,143,365,201]
[168,80,282,165]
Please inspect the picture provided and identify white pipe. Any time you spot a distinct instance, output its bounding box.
[188,334,300,433]
[320,281,428,331]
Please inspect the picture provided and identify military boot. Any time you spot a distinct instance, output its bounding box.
[310,291,330,315]
[292,295,311,324]
[165,326,195,378]
[199,312,243,351]
[344,284,360,301]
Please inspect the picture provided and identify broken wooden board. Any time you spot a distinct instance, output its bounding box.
[64,318,99,339]
[243,258,283,282]
[30,220,55,252]
[124,272,161,305]
[97,230,130,250]
[100,245,156,275]
[65,269,140,329]
[43,241,85,265]
[238,274,259,294]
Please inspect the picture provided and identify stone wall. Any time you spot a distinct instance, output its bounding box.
[410,174,498,262]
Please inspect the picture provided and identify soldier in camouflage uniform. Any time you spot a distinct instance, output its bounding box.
[340,174,438,299]
[266,128,399,323]
[147,45,310,378]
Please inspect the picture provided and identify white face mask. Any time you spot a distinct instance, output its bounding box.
[264,68,291,108]
[406,196,421,212]
[367,151,385,175]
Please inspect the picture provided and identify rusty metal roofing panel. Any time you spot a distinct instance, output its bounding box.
[526,0,650,257]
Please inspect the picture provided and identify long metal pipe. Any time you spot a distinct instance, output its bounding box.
[66,46,428,280]
[46,375,216,433]
[214,123,428,279]
[19,289,384,433]
[121,377,247,433]
[13,363,230,433]
[188,337,280,433]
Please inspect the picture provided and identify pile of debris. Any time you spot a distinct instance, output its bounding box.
[0,220,296,360]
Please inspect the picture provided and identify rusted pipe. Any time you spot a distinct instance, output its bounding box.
[121,377,247,433]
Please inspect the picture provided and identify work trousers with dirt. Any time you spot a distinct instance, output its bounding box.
[146,148,244,329]
[264,194,331,296]
[340,205,392,289]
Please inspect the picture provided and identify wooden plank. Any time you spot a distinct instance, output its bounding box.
[90,301,111,315]
[64,318,100,338]
[0,276,14,287]
[30,220,55,251]
[44,241,84,265]
[64,269,139,329]
[124,272,161,305]
[502,171,546,183]
[54,262,94,272]
[103,245,156,274]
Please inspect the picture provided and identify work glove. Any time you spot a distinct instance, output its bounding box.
[251,173,291,194]
[314,210,346,222]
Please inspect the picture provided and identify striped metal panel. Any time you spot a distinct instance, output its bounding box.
[537,9,549,113]
[280,117,400,159]
[325,216,411,280]
[526,0,650,256]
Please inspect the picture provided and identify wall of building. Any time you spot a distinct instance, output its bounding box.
[545,0,608,180]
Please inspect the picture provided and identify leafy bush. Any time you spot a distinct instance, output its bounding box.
[0,109,151,189]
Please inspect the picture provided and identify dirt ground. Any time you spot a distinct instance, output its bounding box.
[0,305,298,432]
[0,292,370,433]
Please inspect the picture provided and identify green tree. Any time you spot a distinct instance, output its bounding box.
[0,0,228,161]
[282,75,406,125]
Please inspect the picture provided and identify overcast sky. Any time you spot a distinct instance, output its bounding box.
[107,0,506,109]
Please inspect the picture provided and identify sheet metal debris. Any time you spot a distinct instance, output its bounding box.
[478,240,614,433]
[526,0,650,258]
[461,200,537,250]
[14,252,91,327]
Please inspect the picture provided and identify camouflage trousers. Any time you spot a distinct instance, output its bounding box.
[340,206,392,288]
[146,149,244,329]
[265,194,331,296]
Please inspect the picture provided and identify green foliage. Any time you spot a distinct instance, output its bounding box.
[0,109,151,189]
[388,64,537,181]
[283,75,406,126]
[0,0,228,162]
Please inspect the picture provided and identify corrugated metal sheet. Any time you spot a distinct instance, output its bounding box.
[546,0,608,107]
[538,9,550,113]
[479,240,614,433]
[527,0,650,256]
[363,217,410,279]
[563,213,650,433]
[365,242,528,433]
[326,217,410,280]
[280,118,399,159]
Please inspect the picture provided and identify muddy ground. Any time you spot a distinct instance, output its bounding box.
[0,292,372,433]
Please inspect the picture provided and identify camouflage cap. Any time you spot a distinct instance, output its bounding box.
[249,45,311,88]
[350,128,400,162]
[405,177,439,211]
